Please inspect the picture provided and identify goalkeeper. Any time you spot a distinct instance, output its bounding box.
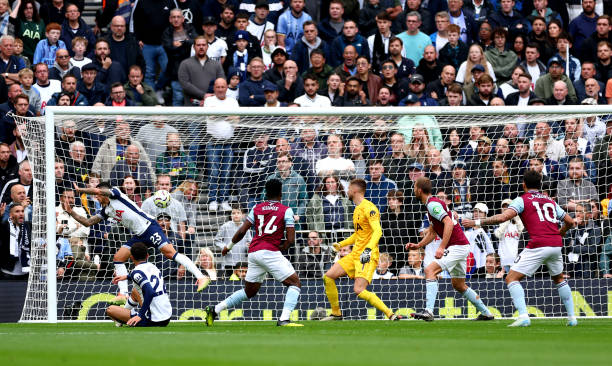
[321,179,402,321]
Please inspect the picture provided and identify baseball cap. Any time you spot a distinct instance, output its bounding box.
[547,56,564,67]
[402,93,420,104]
[81,63,97,72]
[227,66,241,81]
[235,30,249,41]
[474,202,489,215]
[501,198,513,208]
[156,212,172,221]
[471,64,485,72]
[255,0,269,9]
[202,16,217,25]
[408,162,424,171]
[271,47,288,58]
[453,160,467,169]
[528,97,546,105]
[264,83,278,92]
[409,74,425,84]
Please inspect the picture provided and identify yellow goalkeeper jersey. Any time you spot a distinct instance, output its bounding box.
[339,199,381,260]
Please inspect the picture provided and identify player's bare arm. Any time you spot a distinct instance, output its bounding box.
[559,214,576,237]
[333,233,356,252]
[65,206,103,227]
[280,226,295,251]
[73,183,112,197]
[223,220,253,256]
[463,209,517,228]
[435,216,455,259]
[406,226,436,250]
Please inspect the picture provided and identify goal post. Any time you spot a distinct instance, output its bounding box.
[13,105,612,322]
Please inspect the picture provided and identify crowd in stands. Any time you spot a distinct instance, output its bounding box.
[1,0,612,282]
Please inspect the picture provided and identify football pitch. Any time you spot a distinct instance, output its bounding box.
[1,320,611,366]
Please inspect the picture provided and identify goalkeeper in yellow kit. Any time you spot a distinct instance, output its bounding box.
[321,179,402,321]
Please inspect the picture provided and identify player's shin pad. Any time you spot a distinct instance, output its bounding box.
[357,290,393,318]
[323,275,341,315]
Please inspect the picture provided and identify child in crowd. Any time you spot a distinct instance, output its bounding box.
[226,67,241,100]
[398,249,425,279]
[372,253,395,279]
[71,37,92,70]
[13,38,30,69]
[18,68,41,115]
[214,204,250,276]
[438,24,468,70]
[33,22,66,67]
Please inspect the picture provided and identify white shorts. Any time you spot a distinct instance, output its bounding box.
[510,246,564,277]
[433,245,469,278]
[245,250,296,283]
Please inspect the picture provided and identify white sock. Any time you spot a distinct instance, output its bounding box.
[114,262,129,295]
[173,253,205,280]
[124,297,137,310]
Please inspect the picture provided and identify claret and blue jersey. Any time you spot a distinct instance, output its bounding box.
[246,200,295,253]
[508,190,566,249]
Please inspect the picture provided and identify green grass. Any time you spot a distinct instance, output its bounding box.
[1,320,611,366]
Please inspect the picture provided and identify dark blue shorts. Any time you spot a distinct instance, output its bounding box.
[123,222,170,250]
[129,310,170,327]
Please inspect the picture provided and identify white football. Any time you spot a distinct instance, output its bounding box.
[153,190,172,208]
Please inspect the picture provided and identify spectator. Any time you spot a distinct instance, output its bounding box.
[583,77,606,104]
[557,157,599,212]
[275,59,304,103]
[438,81,464,106]
[55,189,90,262]
[383,132,412,190]
[388,36,415,80]
[103,82,134,106]
[565,203,601,278]
[224,30,257,82]
[276,0,312,55]
[380,189,412,270]
[91,122,151,182]
[349,138,366,177]
[0,35,26,86]
[519,42,546,86]
[202,16,228,65]
[485,27,518,84]
[397,113,443,151]
[398,249,425,279]
[292,22,331,75]
[1,183,32,224]
[371,252,394,279]
[534,56,578,100]
[214,204,251,275]
[0,142,17,188]
[506,72,537,105]
[74,63,106,106]
[239,133,275,208]
[153,212,185,279]
[104,16,145,78]
[260,29,279,69]
[321,72,342,103]
[60,3,95,60]
[425,148,451,190]
[178,36,225,106]
[316,134,355,184]
[17,68,41,115]
[365,159,397,213]
[155,132,198,188]
[366,11,392,75]
[494,198,523,272]
[449,160,478,217]
[171,179,199,240]
[447,0,478,44]
[0,203,31,279]
[123,65,157,106]
[488,0,529,41]
[246,0,275,46]
[262,83,286,106]
[294,74,332,106]
[456,44,496,84]
[239,57,275,106]
[438,24,468,71]
[9,0,45,62]
[0,159,31,204]
[318,0,345,44]
[0,91,33,144]
[306,174,352,233]
[91,38,126,88]
[227,12,263,61]
[48,48,81,81]
[0,0,13,38]
[594,40,612,82]
[528,15,556,63]
[263,47,287,84]
[564,118,590,157]
[477,20,493,50]
[569,0,598,54]
[354,56,382,104]
[580,101,607,145]
[229,262,248,281]
[291,127,327,192]
[203,78,238,211]
[430,11,450,53]
[554,33,581,83]
[580,15,611,62]
[39,0,66,25]
[472,253,504,279]
[546,80,579,105]
[64,140,89,187]
[376,86,393,106]
[109,144,154,196]
[440,128,462,170]
[465,202,495,274]
[559,138,597,182]
[297,230,333,279]
[32,63,61,112]
[141,175,188,239]
[332,44,358,80]
[396,11,432,65]
[263,151,307,224]
[328,19,369,68]
[333,75,369,106]
[213,4,237,42]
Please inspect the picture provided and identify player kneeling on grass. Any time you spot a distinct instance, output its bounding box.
[65,182,210,304]
[322,179,402,321]
[407,177,494,322]
[106,242,172,327]
[463,170,577,327]
[204,179,303,327]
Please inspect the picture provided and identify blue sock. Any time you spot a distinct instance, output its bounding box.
[215,289,248,313]
[557,281,575,318]
[462,287,491,315]
[507,281,528,316]
[425,280,438,313]
[280,286,301,321]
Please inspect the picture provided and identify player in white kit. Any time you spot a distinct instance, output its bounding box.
[65,182,209,302]
[106,242,172,327]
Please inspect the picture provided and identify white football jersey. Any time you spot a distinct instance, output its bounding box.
[96,187,155,235]
[129,262,172,322]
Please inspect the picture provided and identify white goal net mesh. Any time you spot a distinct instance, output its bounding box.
[13,107,612,321]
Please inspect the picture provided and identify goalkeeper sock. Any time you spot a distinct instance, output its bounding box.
[461,287,491,316]
[280,286,301,321]
[425,279,438,313]
[323,275,341,316]
[124,297,137,310]
[113,262,128,295]
[557,281,575,318]
[507,281,528,317]
[173,253,205,280]
[215,289,248,314]
[357,290,393,318]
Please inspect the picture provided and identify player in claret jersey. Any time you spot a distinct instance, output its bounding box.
[464,170,577,327]
[407,177,494,321]
[204,179,303,327]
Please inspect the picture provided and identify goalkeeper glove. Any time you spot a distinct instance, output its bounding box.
[360,248,372,264]
[332,243,341,252]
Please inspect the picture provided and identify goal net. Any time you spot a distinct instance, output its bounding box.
[14,106,612,322]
